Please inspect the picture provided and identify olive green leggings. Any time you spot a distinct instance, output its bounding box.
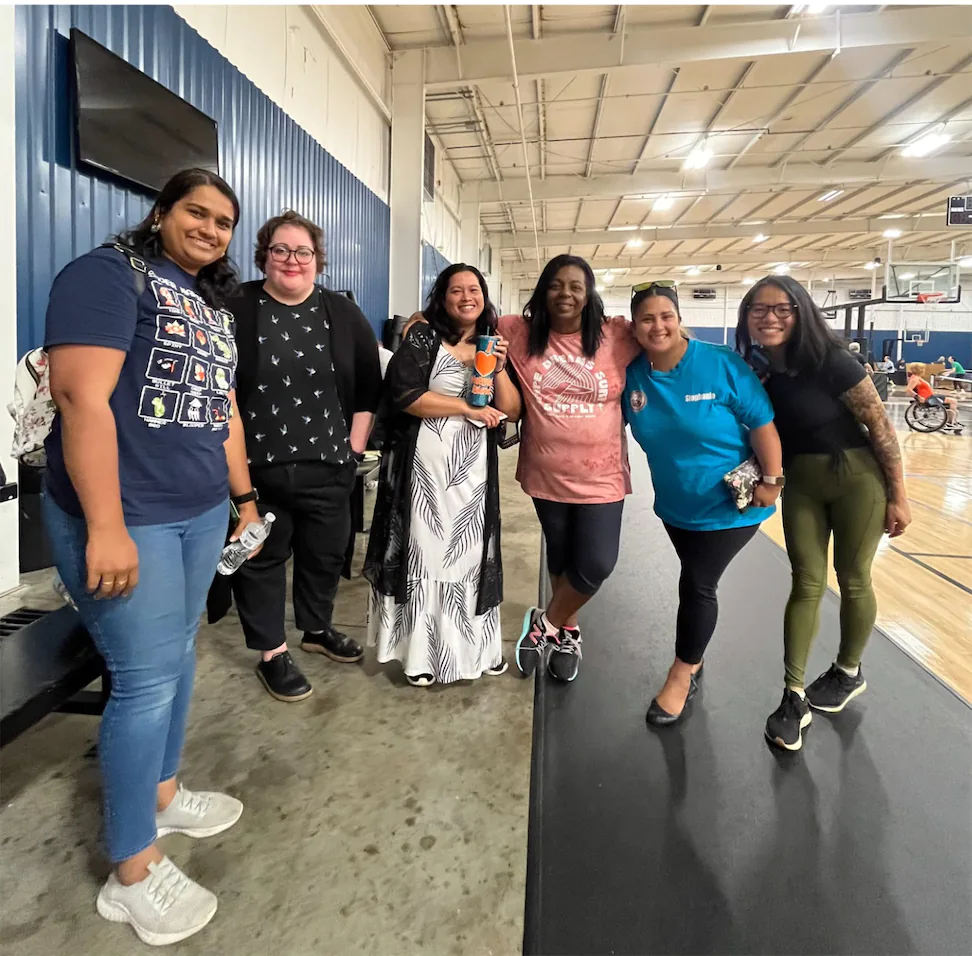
[781,448,887,689]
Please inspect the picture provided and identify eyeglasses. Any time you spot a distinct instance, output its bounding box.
[631,279,677,294]
[269,244,315,265]
[631,279,678,304]
[748,303,796,319]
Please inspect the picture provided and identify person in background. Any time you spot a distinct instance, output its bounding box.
[43,168,250,944]
[623,284,783,725]
[848,341,868,368]
[217,210,382,702]
[738,276,912,752]
[499,255,641,683]
[879,355,895,373]
[947,355,968,378]
[365,264,521,685]
[905,364,963,433]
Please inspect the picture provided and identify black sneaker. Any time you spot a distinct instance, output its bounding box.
[256,652,313,702]
[547,628,582,682]
[806,664,867,713]
[301,626,363,663]
[515,608,549,677]
[765,689,812,751]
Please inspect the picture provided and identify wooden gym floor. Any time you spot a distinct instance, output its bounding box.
[761,399,972,704]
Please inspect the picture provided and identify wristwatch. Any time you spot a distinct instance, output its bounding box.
[231,489,259,506]
[761,475,786,488]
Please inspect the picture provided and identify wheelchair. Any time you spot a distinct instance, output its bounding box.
[904,397,948,433]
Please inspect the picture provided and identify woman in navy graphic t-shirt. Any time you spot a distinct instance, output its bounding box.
[43,168,256,946]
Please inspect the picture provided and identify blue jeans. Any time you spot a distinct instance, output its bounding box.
[42,496,228,863]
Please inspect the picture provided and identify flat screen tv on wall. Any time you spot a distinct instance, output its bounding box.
[70,28,219,192]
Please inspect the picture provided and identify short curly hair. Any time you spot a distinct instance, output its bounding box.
[254,210,326,274]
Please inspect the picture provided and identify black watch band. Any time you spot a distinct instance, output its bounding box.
[231,489,258,506]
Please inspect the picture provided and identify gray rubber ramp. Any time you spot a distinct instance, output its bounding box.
[524,454,972,956]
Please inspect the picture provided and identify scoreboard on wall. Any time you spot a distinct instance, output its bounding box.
[947,196,972,227]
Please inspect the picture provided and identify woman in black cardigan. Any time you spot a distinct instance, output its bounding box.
[220,210,381,702]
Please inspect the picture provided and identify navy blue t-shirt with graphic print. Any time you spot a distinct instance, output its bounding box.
[44,247,238,525]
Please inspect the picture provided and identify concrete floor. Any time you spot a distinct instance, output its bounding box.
[0,449,541,955]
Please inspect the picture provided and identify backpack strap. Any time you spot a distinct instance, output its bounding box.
[100,242,147,297]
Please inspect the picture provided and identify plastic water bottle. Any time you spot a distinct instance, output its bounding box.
[216,513,275,575]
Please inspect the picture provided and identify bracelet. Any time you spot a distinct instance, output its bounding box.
[231,489,258,506]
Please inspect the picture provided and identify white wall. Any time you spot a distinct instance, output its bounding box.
[174,4,391,201]
[599,282,972,333]
[422,136,462,264]
[0,4,18,593]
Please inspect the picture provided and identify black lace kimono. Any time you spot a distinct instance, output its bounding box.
[363,323,503,619]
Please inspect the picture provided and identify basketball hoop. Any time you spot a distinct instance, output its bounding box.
[916,291,945,305]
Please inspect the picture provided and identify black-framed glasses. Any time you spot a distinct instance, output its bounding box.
[269,244,315,265]
[748,303,796,319]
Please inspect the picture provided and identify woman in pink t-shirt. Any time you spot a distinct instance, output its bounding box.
[499,255,640,683]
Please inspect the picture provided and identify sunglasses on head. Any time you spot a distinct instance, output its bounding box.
[631,280,678,305]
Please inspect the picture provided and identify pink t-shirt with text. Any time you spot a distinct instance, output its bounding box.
[498,314,640,504]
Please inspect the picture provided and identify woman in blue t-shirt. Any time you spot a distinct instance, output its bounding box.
[43,169,258,946]
[622,284,783,726]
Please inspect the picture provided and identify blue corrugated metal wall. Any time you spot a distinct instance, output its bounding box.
[421,242,451,304]
[15,4,390,352]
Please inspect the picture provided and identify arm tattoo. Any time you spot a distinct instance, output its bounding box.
[839,377,904,487]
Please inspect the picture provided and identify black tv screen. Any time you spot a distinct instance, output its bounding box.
[70,28,219,192]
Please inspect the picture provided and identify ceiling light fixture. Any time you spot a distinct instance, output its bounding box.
[683,142,713,171]
[653,194,675,211]
[883,228,902,239]
[864,262,878,270]
[742,277,756,285]
[901,130,951,158]
[602,272,614,286]
[817,189,844,202]
[686,266,701,276]
[626,238,644,249]
[753,233,768,243]
[595,284,605,293]
[899,272,915,281]
[774,263,790,275]
[958,257,972,268]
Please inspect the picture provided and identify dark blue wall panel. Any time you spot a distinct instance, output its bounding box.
[15,4,390,352]
[421,242,451,303]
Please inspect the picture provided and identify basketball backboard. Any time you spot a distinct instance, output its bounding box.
[885,261,961,303]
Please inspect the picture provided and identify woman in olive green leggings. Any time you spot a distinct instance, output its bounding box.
[736,276,911,752]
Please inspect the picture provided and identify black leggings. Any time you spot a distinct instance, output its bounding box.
[533,498,625,596]
[663,522,760,664]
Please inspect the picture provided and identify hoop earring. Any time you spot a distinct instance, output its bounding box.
[150,220,161,233]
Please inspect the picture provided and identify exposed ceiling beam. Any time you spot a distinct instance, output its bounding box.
[495,216,950,249]
[462,156,972,203]
[822,52,972,166]
[424,6,972,89]
[504,247,960,276]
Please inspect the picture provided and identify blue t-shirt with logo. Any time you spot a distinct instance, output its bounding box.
[44,247,238,525]
[622,339,776,532]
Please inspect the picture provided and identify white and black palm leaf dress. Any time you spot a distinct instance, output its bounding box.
[369,345,502,682]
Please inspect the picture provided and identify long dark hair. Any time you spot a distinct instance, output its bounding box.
[735,275,838,375]
[423,263,497,345]
[523,254,605,357]
[116,168,241,308]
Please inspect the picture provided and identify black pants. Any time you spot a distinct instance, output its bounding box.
[533,498,625,596]
[663,522,759,665]
[233,461,356,652]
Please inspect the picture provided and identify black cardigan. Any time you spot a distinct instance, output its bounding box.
[230,281,382,428]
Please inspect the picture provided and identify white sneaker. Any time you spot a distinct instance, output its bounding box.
[96,857,217,946]
[156,785,243,839]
